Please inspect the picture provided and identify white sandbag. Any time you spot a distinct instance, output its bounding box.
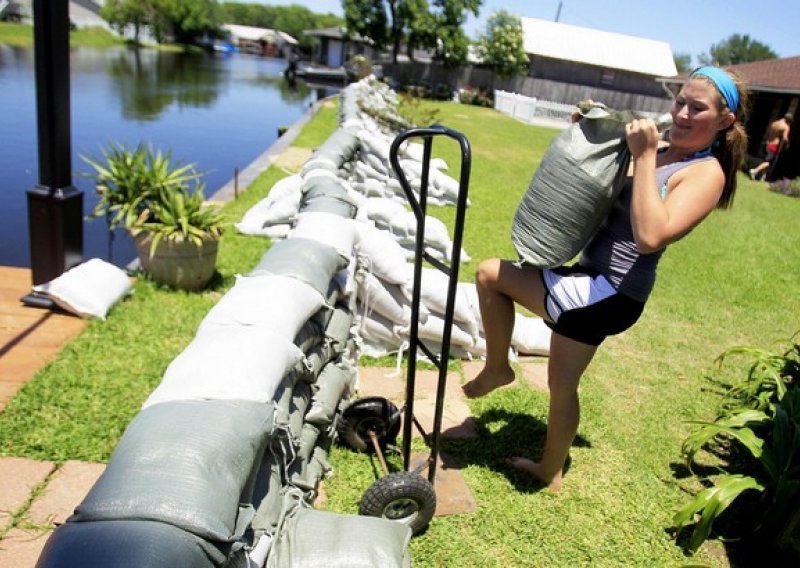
[467,335,487,358]
[459,282,482,330]
[511,313,552,356]
[430,157,448,171]
[362,178,389,199]
[355,224,412,285]
[357,271,411,325]
[261,223,292,239]
[199,274,324,340]
[402,266,476,330]
[302,168,340,182]
[402,314,474,348]
[236,174,302,234]
[364,152,388,175]
[401,141,425,162]
[289,211,358,260]
[365,197,407,229]
[398,158,423,180]
[356,312,405,349]
[33,258,132,320]
[144,325,303,406]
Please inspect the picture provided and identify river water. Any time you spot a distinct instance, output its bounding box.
[0,45,333,268]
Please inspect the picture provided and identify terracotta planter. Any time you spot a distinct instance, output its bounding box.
[134,232,219,291]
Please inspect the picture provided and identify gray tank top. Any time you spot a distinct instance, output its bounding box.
[580,152,715,302]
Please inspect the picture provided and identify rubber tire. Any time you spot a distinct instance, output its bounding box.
[359,471,436,535]
[337,396,401,453]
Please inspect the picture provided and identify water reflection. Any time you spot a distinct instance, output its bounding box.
[0,46,334,268]
[106,50,224,120]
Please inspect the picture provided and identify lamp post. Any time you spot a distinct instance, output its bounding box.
[24,0,83,306]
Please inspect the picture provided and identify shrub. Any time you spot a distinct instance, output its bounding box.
[458,85,494,107]
[674,338,800,557]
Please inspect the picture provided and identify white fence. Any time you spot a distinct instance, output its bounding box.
[494,90,575,126]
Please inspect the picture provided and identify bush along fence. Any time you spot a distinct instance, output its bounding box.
[36,75,552,568]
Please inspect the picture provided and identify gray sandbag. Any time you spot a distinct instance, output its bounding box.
[250,456,285,537]
[250,238,346,297]
[301,195,357,218]
[325,304,354,349]
[295,423,321,464]
[294,318,324,354]
[71,400,272,542]
[289,444,332,492]
[289,381,312,439]
[266,493,412,568]
[36,519,226,568]
[511,102,672,268]
[297,339,336,383]
[305,363,356,427]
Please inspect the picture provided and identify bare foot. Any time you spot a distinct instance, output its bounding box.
[462,365,515,398]
[505,456,563,492]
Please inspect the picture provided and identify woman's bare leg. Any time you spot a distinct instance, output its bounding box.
[507,332,597,491]
[463,259,549,398]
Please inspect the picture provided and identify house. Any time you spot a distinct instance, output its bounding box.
[519,17,678,98]
[1,0,109,29]
[303,26,376,68]
[660,56,800,179]
[222,23,298,57]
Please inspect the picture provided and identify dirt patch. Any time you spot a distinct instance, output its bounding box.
[273,146,312,172]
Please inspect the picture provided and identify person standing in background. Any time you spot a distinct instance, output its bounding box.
[749,113,792,180]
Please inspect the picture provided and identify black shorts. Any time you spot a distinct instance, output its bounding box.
[540,265,646,346]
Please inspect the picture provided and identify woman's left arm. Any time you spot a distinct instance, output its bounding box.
[626,119,724,253]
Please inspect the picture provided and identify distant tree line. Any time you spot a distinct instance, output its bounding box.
[673,33,778,73]
[100,0,343,52]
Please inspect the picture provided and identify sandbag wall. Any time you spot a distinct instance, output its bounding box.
[36,146,393,566]
[237,75,552,360]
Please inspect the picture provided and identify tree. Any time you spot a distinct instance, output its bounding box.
[673,51,692,74]
[149,0,222,44]
[477,9,528,78]
[698,33,777,66]
[101,0,152,42]
[343,0,481,66]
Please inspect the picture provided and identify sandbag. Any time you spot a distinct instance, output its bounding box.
[305,363,356,426]
[71,400,272,543]
[289,212,358,259]
[355,224,412,286]
[144,325,302,406]
[266,498,411,568]
[36,519,225,568]
[250,238,346,297]
[512,102,671,268]
[199,274,324,340]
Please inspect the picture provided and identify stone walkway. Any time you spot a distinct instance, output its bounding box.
[0,358,548,565]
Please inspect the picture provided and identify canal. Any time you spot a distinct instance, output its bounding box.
[0,44,334,268]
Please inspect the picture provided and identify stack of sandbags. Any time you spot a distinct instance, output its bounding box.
[37,154,368,568]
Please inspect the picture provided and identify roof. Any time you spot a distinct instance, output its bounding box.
[222,23,297,45]
[520,17,678,77]
[660,56,800,95]
[303,26,369,44]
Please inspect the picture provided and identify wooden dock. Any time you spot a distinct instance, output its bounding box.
[0,267,87,412]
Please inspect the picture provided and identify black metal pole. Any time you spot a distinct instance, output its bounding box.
[25,0,83,298]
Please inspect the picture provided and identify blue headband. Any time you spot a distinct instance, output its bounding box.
[691,66,739,113]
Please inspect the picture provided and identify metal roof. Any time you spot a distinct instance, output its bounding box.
[222,23,298,45]
[520,17,678,77]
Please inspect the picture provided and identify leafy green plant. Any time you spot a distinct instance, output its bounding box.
[674,339,800,554]
[83,142,224,254]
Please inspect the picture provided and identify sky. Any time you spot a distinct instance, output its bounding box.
[243,0,799,63]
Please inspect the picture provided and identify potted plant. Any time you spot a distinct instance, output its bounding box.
[84,142,225,291]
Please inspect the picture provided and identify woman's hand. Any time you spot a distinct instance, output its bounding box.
[625,118,660,159]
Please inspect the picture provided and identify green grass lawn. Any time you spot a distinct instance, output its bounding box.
[1,99,798,565]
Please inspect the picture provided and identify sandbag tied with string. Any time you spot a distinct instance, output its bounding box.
[511,101,672,268]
